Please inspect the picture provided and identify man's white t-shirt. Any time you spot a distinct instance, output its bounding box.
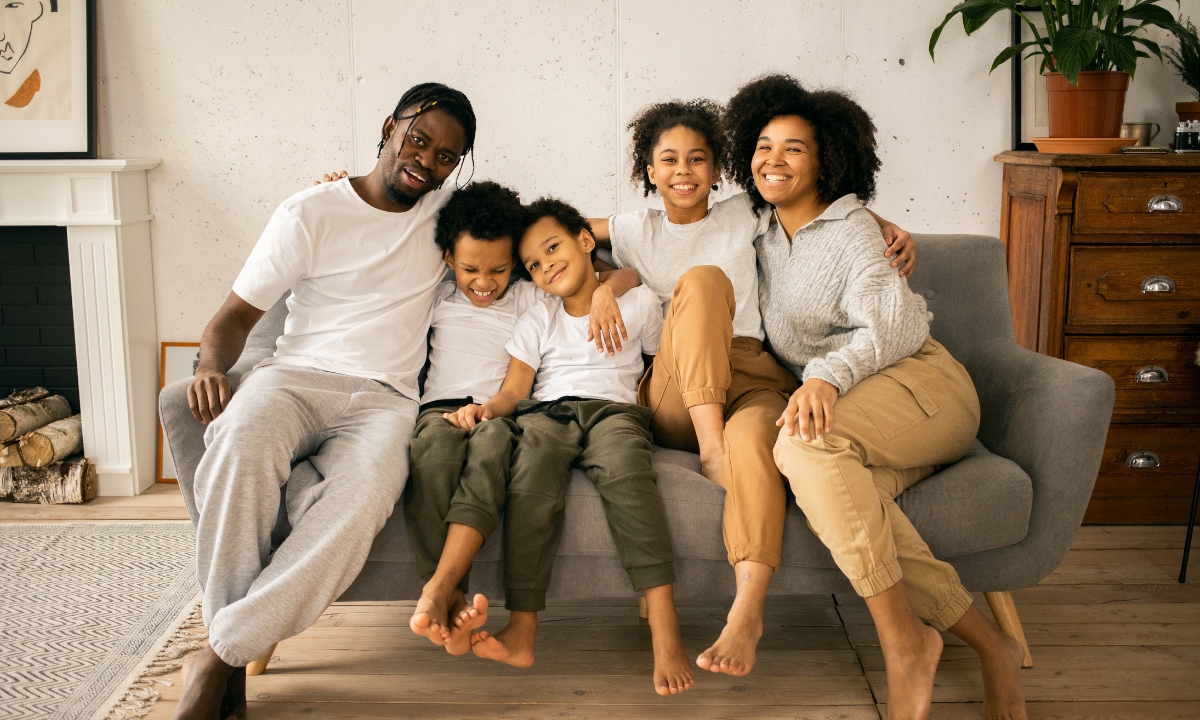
[505,284,663,404]
[232,178,451,400]
[609,192,769,341]
[422,280,545,405]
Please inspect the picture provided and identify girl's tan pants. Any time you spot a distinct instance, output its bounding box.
[638,266,797,570]
[773,338,980,630]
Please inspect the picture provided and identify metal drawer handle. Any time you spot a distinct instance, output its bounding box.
[1134,365,1169,383]
[1148,194,1182,213]
[1126,451,1160,469]
[1141,275,1177,293]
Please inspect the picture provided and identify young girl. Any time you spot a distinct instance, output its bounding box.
[588,99,917,676]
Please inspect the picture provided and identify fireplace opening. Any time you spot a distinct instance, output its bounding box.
[0,227,80,413]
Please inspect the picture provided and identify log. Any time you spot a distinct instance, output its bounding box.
[7,457,96,504]
[0,387,49,411]
[0,441,22,467]
[0,468,10,499]
[18,414,83,468]
[0,395,71,443]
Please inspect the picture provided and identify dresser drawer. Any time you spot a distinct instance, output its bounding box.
[1075,172,1200,234]
[1068,246,1200,326]
[1064,336,1200,422]
[1084,424,1200,524]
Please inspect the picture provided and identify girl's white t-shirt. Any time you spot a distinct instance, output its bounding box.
[506,284,663,404]
[232,178,450,401]
[421,280,545,405]
[608,192,769,341]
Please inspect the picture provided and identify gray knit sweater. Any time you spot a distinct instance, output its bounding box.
[755,194,931,394]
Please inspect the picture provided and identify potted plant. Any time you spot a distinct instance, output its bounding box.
[1167,19,1200,121]
[930,1,1185,138]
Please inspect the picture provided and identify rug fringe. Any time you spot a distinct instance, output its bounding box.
[103,604,207,719]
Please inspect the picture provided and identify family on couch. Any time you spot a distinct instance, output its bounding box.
[174,79,1028,720]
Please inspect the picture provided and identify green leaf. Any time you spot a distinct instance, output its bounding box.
[1097,32,1139,74]
[1133,36,1163,59]
[1120,3,1176,27]
[990,41,1041,72]
[929,0,1010,60]
[1054,26,1101,83]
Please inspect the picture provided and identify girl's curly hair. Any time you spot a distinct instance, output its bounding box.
[627,99,726,197]
[723,74,879,211]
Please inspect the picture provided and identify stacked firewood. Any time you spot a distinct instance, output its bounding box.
[0,388,94,504]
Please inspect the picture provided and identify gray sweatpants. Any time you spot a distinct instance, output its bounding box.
[193,365,417,667]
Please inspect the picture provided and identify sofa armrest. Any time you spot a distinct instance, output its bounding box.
[967,337,1115,585]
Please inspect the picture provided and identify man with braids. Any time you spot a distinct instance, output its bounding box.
[175,82,478,720]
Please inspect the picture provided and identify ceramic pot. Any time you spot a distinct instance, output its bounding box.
[1046,71,1129,138]
[1178,101,1200,122]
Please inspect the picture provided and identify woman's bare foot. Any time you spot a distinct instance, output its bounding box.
[881,623,942,720]
[410,581,467,647]
[444,594,489,656]
[696,601,762,676]
[471,610,537,668]
[647,600,694,695]
[174,647,235,720]
[979,633,1028,720]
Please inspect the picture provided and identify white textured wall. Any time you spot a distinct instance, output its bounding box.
[96,0,1200,341]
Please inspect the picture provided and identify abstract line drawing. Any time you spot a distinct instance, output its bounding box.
[1,0,60,110]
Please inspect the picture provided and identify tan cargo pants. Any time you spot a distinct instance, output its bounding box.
[774,338,980,630]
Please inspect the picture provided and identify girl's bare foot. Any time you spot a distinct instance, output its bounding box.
[174,647,234,720]
[881,623,942,720]
[696,600,762,676]
[647,601,694,695]
[410,582,465,647]
[980,633,1028,720]
[471,610,537,668]
[444,594,489,656]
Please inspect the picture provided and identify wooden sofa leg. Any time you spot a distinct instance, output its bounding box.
[984,591,1033,668]
[638,595,648,619]
[245,643,277,676]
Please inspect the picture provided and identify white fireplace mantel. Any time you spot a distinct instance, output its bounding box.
[0,159,161,496]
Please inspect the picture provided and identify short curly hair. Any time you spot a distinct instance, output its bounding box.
[723,74,879,210]
[434,181,524,255]
[519,197,597,262]
[628,99,726,197]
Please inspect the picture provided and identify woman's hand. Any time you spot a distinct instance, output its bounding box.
[777,378,839,441]
[313,170,348,186]
[882,224,915,278]
[588,284,628,355]
[445,403,491,431]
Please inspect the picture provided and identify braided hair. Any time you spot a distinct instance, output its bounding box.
[378,82,478,188]
[627,99,726,197]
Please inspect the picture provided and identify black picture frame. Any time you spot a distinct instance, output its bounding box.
[1011,4,1046,151]
[0,0,98,160]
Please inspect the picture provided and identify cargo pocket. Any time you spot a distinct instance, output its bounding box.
[856,360,942,441]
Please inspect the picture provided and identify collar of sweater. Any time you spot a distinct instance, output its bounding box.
[772,194,863,241]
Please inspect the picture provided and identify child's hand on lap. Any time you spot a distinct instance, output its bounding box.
[588,285,628,355]
[445,404,491,430]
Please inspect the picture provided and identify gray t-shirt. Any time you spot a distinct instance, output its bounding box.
[609,192,768,341]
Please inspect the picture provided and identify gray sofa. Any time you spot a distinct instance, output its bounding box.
[160,234,1114,610]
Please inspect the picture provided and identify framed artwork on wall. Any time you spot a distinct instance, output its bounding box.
[158,342,200,484]
[1011,8,1049,151]
[0,0,97,159]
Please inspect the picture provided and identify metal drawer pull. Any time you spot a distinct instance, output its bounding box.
[1141,275,1176,293]
[1134,365,1169,383]
[1147,194,1182,213]
[1126,451,1160,469]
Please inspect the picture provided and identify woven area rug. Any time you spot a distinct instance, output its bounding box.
[0,523,199,720]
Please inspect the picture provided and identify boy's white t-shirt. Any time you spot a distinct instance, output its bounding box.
[422,279,546,405]
[506,284,663,405]
[232,178,450,400]
[609,191,769,341]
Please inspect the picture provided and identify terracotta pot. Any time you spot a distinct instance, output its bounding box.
[1045,71,1129,138]
[1179,101,1200,122]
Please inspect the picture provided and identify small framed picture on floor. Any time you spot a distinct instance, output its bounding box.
[159,342,200,483]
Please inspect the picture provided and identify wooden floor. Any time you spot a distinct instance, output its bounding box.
[0,482,191,522]
[5,487,1199,718]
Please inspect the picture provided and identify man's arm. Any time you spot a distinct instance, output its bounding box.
[445,358,537,430]
[188,291,266,424]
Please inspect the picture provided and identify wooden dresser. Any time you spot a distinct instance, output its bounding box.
[995,151,1200,524]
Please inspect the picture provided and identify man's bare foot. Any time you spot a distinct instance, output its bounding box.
[696,601,762,676]
[471,610,537,668]
[881,623,942,720]
[980,633,1028,720]
[410,581,467,648]
[444,593,489,656]
[648,604,694,695]
[174,647,235,720]
[218,667,246,720]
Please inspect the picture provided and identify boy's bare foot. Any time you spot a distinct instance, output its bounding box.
[980,633,1027,720]
[471,610,537,668]
[174,647,235,720]
[881,623,942,720]
[410,581,467,648]
[648,603,694,695]
[444,593,489,656]
[696,601,762,676]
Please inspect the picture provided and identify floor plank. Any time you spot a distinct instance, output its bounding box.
[0,482,189,522]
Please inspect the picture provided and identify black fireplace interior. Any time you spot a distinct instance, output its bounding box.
[0,227,80,412]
